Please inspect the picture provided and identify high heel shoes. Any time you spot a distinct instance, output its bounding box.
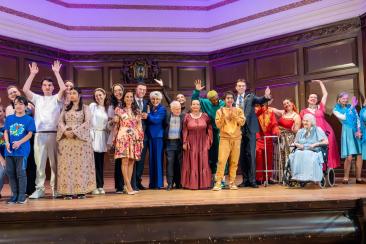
[123,186,137,195]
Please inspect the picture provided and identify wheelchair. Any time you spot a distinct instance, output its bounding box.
[283,144,335,188]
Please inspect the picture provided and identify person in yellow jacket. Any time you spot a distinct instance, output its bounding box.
[213,91,245,190]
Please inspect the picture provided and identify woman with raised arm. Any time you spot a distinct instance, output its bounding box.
[333,93,364,184]
[271,98,301,170]
[300,80,340,169]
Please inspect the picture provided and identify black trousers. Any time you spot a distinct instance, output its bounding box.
[135,138,148,186]
[94,152,104,188]
[26,136,36,195]
[165,139,182,186]
[239,125,257,184]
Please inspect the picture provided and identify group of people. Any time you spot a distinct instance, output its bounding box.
[0,60,365,204]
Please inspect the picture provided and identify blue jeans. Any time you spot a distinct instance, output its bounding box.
[6,156,27,201]
[0,163,5,194]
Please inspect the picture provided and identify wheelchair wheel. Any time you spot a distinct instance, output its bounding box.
[326,168,335,187]
[288,181,297,187]
[283,168,291,185]
[319,176,326,189]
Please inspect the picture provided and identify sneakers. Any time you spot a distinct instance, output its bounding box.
[229,183,238,190]
[212,183,222,191]
[29,189,45,199]
[7,196,17,204]
[98,188,105,194]
[17,198,28,204]
[92,189,100,195]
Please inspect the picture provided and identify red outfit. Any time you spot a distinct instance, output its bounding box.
[255,106,279,182]
[278,116,295,130]
[300,103,340,168]
[181,113,213,190]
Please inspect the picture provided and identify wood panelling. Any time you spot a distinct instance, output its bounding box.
[213,60,249,87]
[305,38,357,74]
[0,16,364,177]
[73,66,103,88]
[177,67,206,90]
[0,55,17,82]
[256,82,299,110]
[254,51,298,81]
[109,67,123,86]
[160,67,173,89]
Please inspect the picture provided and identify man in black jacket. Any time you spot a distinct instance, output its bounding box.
[235,79,271,188]
[134,82,149,190]
[164,101,185,190]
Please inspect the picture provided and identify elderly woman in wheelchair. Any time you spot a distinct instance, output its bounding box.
[284,114,331,188]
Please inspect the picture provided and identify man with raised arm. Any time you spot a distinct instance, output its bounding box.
[23,61,66,199]
[235,79,271,188]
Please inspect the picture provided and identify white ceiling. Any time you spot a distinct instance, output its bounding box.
[0,0,365,52]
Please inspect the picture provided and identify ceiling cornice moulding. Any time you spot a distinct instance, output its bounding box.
[46,0,239,11]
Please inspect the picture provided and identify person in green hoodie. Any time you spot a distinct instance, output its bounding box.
[192,79,225,180]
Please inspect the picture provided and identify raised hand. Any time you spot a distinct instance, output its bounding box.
[154,79,164,87]
[351,96,358,108]
[52,60,62,73]
[311,79,322,84]
[29,62,39,75]
[194,79,205,91]
[264,86,271,98]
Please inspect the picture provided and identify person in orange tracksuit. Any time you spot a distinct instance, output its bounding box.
[255,100,279,185]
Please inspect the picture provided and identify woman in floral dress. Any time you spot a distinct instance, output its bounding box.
[57,87,96,199]
[114,91,144,195]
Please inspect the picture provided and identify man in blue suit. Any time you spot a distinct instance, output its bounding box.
[235,79,271,188]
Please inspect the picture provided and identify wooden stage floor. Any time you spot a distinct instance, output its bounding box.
[0,177,366,212]
[1,178,366,243]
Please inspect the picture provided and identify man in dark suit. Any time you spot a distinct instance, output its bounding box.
[164,101,185,190]
[134,82,149,190]
[235,79,271,188]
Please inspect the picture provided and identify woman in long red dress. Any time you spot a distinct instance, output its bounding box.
[272,98,301,170]
[181,100,213,190]
[300,80,340,169]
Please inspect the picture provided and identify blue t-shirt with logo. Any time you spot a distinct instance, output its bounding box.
[4,114,36,157]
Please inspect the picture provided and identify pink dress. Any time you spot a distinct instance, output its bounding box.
[300,103,340,168]
[181,113,213,190]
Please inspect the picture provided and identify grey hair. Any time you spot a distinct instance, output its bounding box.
[303,113,316,127]
[170,100,181,108]
[150,91,162,100]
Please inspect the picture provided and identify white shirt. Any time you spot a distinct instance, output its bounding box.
[89,103,108,152]
[236,93,245,107]
[135,96,144,111]
[31,94,62,131]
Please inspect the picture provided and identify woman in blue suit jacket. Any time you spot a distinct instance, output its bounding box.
[145,91,166,189]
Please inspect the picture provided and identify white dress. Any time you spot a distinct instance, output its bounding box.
[89,103,109,152]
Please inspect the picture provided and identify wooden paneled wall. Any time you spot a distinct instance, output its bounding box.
[0,16,365,177]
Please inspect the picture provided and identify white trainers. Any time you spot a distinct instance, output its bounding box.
[29,189,45,199]
[98,188,105,194]
[92,189,100,195]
